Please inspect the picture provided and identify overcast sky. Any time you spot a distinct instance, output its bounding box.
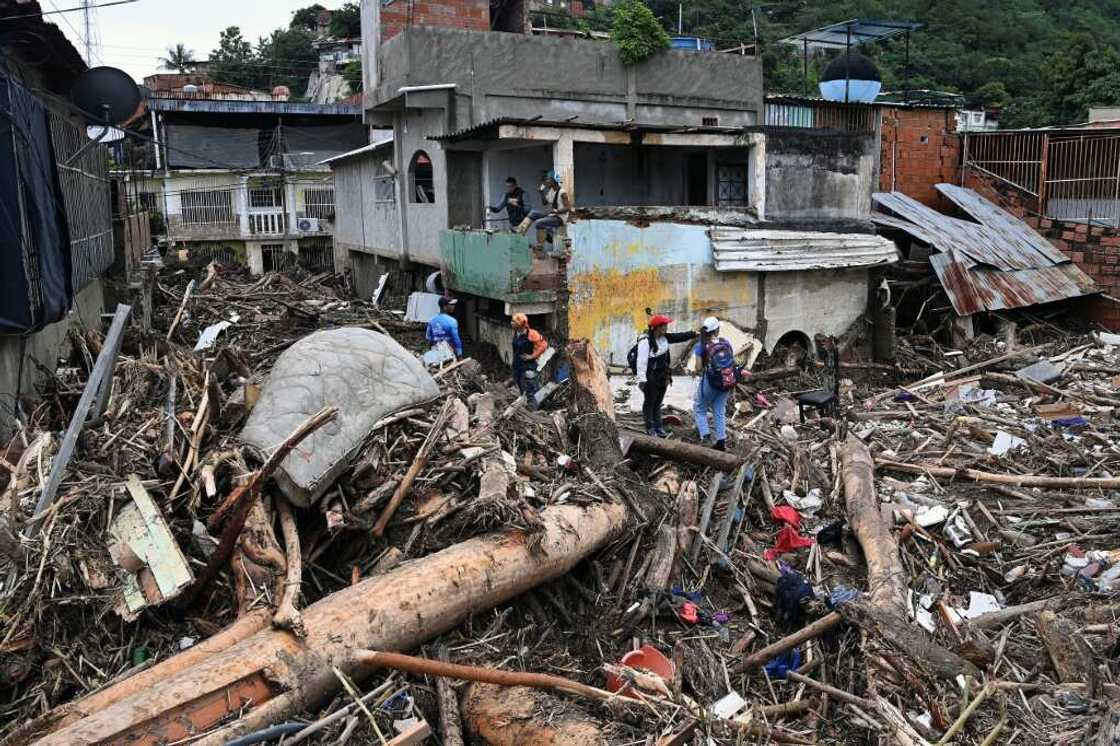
[46,0,329,82]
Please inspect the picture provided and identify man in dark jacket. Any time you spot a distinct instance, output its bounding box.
[488,177,529,229]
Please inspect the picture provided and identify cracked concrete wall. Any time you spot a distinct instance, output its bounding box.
[763,129,877,223]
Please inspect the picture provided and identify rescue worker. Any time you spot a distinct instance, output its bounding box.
[692,316,747,451]
[425,297,463,359]
[635,314,697,437]
[511,313,548,408]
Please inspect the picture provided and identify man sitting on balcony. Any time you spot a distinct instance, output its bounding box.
[518,171,570,251]
[487,177,529,229]
[425,297,463,362]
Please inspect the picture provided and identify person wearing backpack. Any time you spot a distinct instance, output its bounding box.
[692,316,747,451]
[634,314,698,437]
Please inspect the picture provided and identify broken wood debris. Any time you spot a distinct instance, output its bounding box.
[3,263,1120,745]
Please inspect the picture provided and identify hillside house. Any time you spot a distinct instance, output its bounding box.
[116,95,368,274]
[332,0,901,363]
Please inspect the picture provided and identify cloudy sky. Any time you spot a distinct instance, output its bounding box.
[45,0,325,82]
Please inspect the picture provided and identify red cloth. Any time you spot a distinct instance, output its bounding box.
[678,602,699,624]
[770,505,801,527]
[763,526,815,561]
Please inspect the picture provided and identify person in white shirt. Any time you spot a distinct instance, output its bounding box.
[635,314,698,437]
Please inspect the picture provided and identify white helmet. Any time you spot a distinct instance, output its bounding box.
[702,316,720,333]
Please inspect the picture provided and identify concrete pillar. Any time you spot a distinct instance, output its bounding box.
[236,176,250,237]
[246,242,264,275]
[553,135,575,204]
[285,178,299,235]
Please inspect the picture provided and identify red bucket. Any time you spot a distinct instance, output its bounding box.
[604,644,675,698]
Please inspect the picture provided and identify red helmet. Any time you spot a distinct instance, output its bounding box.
[649,314,672,327]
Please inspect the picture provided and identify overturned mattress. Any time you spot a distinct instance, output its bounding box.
[241,327,439,506]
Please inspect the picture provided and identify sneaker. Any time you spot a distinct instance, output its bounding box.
[715,439,726,451]
[654,427,669,438]
[698,434,710,445]
[646,427,658,437]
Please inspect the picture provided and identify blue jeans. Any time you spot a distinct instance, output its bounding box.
[694,378,730,441]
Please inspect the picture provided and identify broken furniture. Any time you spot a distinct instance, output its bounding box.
[796,338,840,423]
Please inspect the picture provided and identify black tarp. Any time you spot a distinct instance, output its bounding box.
[281,123,368,170]
[0,70,73,335]
[165,124,262,169]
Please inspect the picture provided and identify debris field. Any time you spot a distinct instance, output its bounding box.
[2,263,1120,745]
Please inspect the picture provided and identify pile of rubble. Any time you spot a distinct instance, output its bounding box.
[2,264,1118,745]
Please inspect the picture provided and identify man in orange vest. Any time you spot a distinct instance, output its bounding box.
[511,313,547,408]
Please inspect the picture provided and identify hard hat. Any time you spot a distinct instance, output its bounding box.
[702,316,720,333]
[649,314,672,327]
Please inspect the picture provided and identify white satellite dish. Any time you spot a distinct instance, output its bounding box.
[87,125,126,142]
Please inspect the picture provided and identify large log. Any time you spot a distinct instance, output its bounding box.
[462,683,608,746]
[27,502,627,745]
[1037,610,1098,697]
[841,436,979,681]
[625,430,745,472]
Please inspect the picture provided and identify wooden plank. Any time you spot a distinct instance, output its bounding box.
[387,719,432,745]
[711,464,753,567]
[688,472,723,566]
[27,304,132,535]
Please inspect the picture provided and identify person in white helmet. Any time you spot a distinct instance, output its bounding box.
[692,316,747,450]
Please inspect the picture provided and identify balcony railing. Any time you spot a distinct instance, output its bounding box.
[249,211,288,236]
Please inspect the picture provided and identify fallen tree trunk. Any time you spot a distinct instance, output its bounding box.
[463,683,608,746]
[27,502,627,745]
[876,458,1120,490]
[1037,610,1098,698]
[842,437,980,683]
[624,430,745,472]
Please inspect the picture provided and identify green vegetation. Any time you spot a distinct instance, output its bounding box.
[611,0,672,65]
[342,60,362,92]
[328,2,361,38]
[159,43,196,73]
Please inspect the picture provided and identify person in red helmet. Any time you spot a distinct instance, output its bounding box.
[635,314,697,437]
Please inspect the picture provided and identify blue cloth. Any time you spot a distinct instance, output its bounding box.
[425,313,463,357]
[693,377,730,440]
[763,648,802,680]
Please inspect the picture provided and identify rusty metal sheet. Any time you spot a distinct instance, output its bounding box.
[873,191,1020,270]
[930,254,1096,316]
[936,183,1068,265]
[710,228,898,272]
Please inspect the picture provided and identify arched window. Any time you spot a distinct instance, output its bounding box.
[409,150,435,203]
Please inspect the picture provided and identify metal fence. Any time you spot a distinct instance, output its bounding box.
[48,107,114,292]
[764,98,877,133]
[965,131,1120,227]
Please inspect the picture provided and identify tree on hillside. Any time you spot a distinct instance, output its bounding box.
[329,2,361,38]
[611,0,671,65]
[256,27,319,97]
[209,26,260,89]
[159,43,196,73]
[291,4,327,32]
[343,60,362,93]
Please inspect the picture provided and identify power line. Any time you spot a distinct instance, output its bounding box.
[0,0,140,22]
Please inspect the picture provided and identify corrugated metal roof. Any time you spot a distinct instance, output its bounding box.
[872,187,1097,315]
[711,229,898,272]
[779,19,922,50]
[936,183,1069,265]
[930,256,1097,316]
[430,117,752,142]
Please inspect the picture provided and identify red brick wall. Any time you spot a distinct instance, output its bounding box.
[381,0,491,41]
[878,107,961,208]
[964,169,1120,330]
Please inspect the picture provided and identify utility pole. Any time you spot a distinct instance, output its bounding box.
[84,2,93,63]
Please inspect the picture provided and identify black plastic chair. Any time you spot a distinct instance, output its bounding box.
[797,339,840,423]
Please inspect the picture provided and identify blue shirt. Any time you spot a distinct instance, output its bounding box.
[426,313,463,357]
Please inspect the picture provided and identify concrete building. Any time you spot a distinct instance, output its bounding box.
[117,96,369,274]
[332,0,897,363]
[306,37,362,104]
[0,0,115,435]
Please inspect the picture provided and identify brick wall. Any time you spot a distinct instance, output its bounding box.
[878,106,961,208]
[963,169,1120,330]
[381,0,491,41]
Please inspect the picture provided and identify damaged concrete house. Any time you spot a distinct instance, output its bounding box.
[330,0,907,364]
[115,91,368,274]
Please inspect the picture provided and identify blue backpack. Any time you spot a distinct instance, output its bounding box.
[704,339,738,391]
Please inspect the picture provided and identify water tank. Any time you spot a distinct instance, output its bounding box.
[182,84,199,93]
[819,51,881,103]
[670,36,715,52]
[272,85,292,101]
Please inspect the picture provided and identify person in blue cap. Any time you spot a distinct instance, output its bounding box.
[426,297,463,359]
[521,170,570,244]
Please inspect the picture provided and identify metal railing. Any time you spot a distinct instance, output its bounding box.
[965,131,1120,227]
[765,98,877,133]
[48,107,114,292]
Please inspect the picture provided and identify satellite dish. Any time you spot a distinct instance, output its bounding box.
[86,125,126,142]
[71,66,142,125]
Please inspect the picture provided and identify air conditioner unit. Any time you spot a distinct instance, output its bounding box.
[296,217,320,233]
